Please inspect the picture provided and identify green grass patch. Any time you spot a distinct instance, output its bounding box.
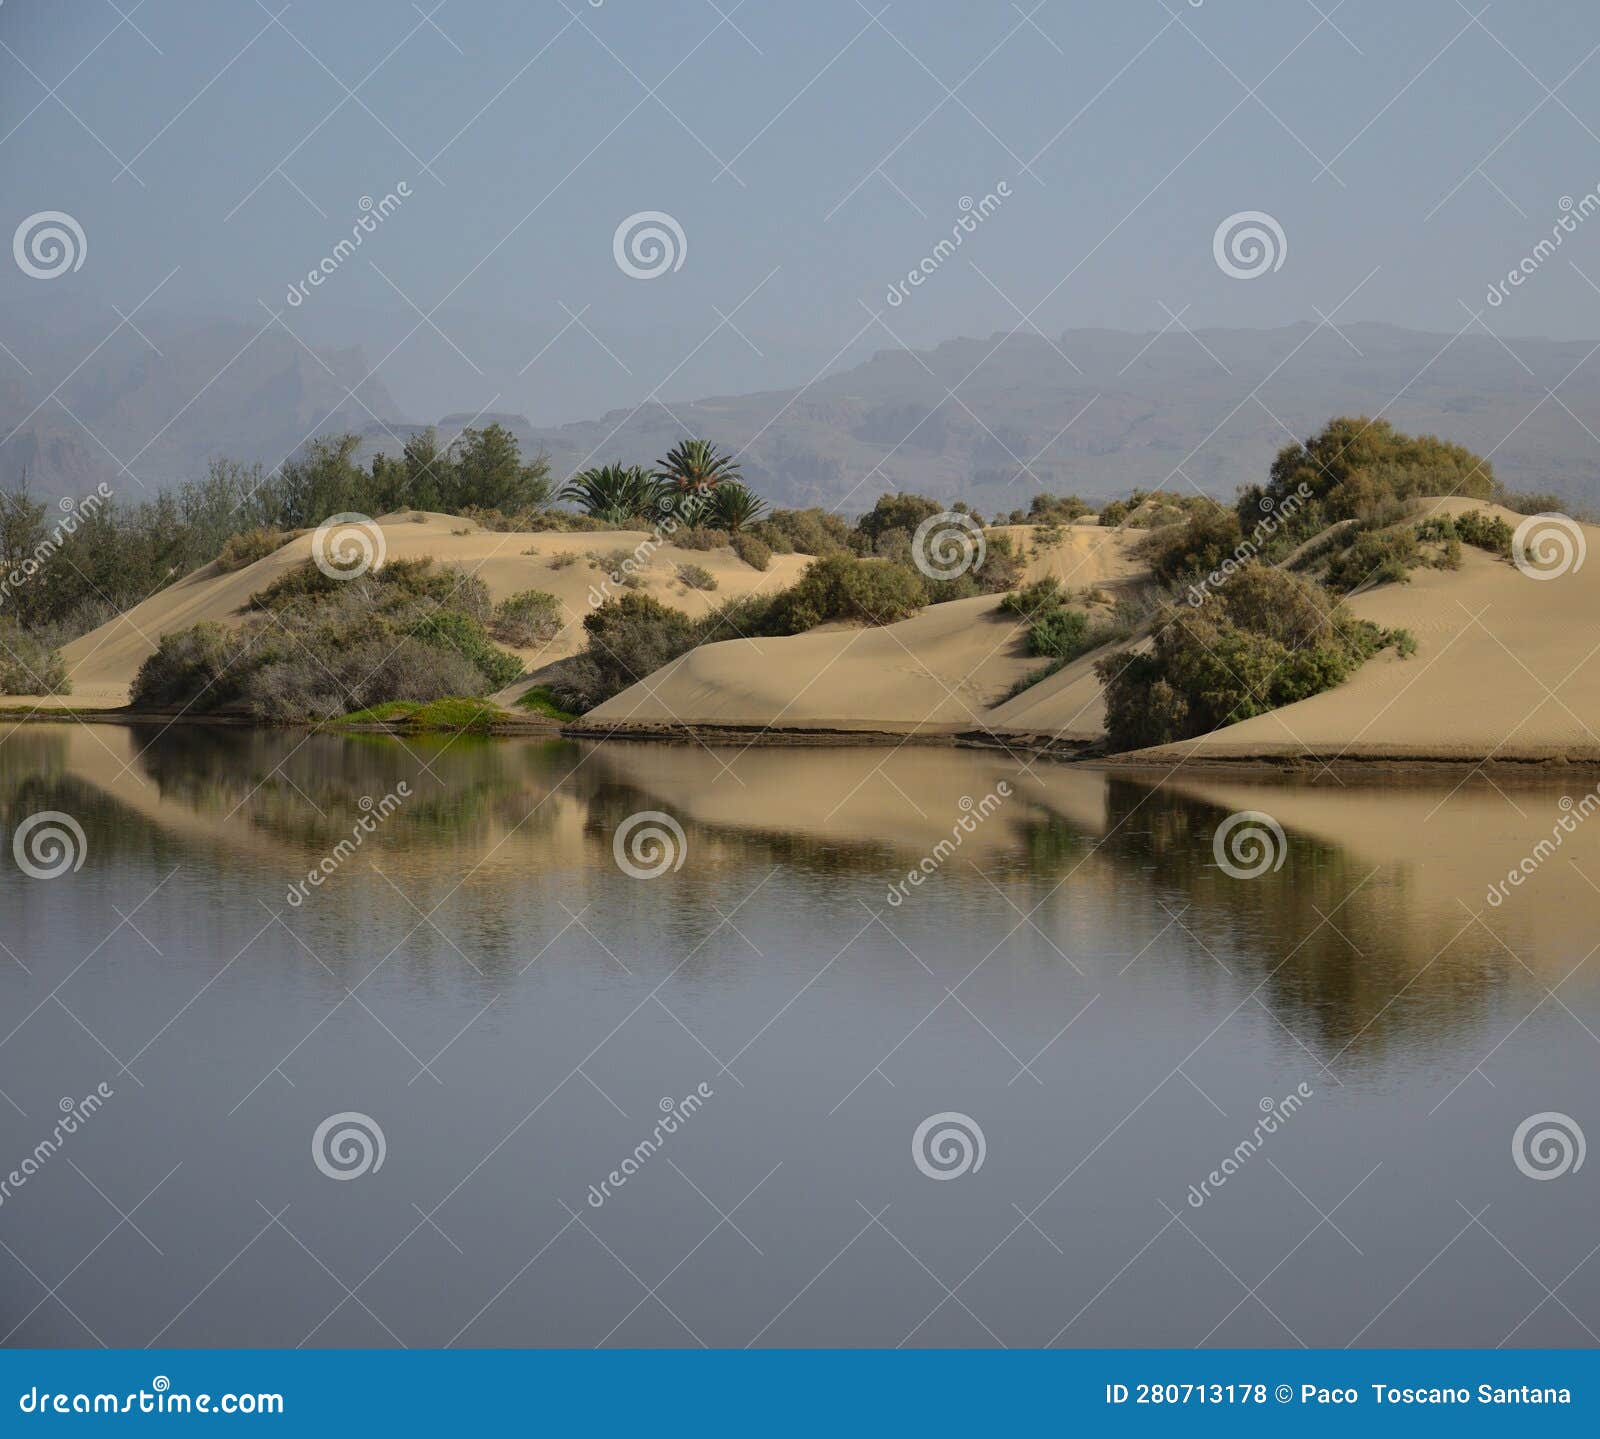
[515,685,579,721]
[333,697,504,733]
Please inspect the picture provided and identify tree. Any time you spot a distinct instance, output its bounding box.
[556,465,665,525]
[655,439,741,501]
[448,422,550,513]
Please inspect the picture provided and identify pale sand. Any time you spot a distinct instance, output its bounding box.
[1130,500,1600,764]
[586,522,1143,734]
[22,512,810,708]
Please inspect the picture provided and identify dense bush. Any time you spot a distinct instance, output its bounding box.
[677,563,718,592]
[0,623,70,695]
[749,507,854,556]
[671,526,731,551]
[216,527,298,571]
[1240,417,1494,533]
[490,590,563,647]
[854,493,943,548]
[731,531,772,570]
[1324,528,1420,593]
[1096,565,1395,751]
[765,555,927,632]
[1142,506,1242,586]
[131,560,522,721]
[1097,500,1130,526]
[1452,509,1514,556]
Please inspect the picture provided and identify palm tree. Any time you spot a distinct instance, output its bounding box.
[654,439,741,500]
[556,465,665,525]
[705,481,770,532]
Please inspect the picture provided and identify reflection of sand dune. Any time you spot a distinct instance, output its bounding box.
[1120,766,1600,969]
[45,724,304,863]
[42,512,811,707]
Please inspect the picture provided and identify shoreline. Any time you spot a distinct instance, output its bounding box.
[12,703,1600,771]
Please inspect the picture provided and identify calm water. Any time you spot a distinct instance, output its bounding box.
[0,723,1596,1348]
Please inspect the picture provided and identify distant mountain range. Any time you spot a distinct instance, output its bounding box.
[6,311,1598,513]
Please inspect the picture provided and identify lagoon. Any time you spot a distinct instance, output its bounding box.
[0,724,1595,1347]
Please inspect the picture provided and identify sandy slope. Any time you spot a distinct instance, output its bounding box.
[31,512,808,707]
[585,522,1142,734]
[1132,500,1600,763]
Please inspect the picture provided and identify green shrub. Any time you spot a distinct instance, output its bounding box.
[547,550,580,569]
[490,589,563,646]
[765,555,927,632]
[676,563,718,592]
[1324,527,1420,593]
[129,622,239,709]
[671,526,731,551]
[731,531,772,570]
[1240,417,1494,536]
[1096,565,1394,751]
[1097,500,1130,526]
[999,578,1066,621]
[1143,507,1243,586]
[1029,608,1091,659]
[1453,509,1514,556]
[217,527,297,571]
[750,507,854,556]
[0,623,72,696]
[855,493,943,547]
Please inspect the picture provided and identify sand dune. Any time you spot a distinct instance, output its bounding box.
[1132,500,1600,763]
[586,522,1143,735]
[33,512,809,708]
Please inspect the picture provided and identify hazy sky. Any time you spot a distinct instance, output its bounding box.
[5,0,1600,423]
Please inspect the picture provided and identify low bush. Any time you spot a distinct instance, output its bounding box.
[1096,564,1397,751]
[765,554,926,632]
[1453,509,1514,556]
[1323,527,1420,593]
[749,507,854,557]
[216,527,297,571]
[490,589,563,647]
[671,526,731,552]
[676,563,718,592]
[731,531,772,570]
[0,623,71,695]
[131,564,522,721]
